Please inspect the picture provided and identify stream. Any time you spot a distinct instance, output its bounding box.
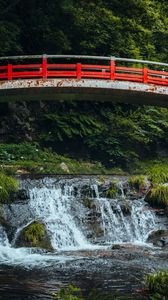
[0,176,168,299]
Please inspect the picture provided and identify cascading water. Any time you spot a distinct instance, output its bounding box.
[28,185,90,250]
[0,176,165,266]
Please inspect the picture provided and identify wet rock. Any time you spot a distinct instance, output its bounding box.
[111,244,124,250]
[81,198,96,209]
[15,221,53,252]
[119,201,131,215]
[10,189,29,203]
[80,185,95,197]
[60,162,70,173]
[147,230,168,247]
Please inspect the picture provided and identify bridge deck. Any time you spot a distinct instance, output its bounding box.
[0,55,168,106]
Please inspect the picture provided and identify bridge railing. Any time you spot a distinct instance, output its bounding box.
[0,55,168,86]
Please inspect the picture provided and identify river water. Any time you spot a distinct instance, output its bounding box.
[0,176,167,299]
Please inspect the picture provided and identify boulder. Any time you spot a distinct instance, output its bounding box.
[15,221,53,251]
[147,230,168,247]
[10,188,29,203]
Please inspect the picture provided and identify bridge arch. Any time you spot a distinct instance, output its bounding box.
[0,55,168,106]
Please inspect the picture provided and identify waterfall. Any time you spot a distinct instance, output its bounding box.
[0,225,9,247]
[28,185,90,250]
[24,178,159,247]
[95,197,157,243]
[0,176,165,265]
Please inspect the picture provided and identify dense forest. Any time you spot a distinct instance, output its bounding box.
[1,0,168,170]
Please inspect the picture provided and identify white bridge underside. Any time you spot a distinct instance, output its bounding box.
[0,78,168,106]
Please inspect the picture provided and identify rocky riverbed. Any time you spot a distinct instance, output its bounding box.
[0,175,168,299]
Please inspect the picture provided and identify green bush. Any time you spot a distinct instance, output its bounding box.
[148,165,168,185]
[106,180,118,198]
[145,185,168,208]
[53,284,84,300]
[145,271,168,299]
[128,175,146,191]
[0,173,18,203]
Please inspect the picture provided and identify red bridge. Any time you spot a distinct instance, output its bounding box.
[0,55,168,106]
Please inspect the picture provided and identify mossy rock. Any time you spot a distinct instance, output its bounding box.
[15,221,53,251]
[82,198,96,209]
[87,223,104,238]
[0,173,18,203]
[145,185,168,208]
[128,175,146,192]
[119,201,131,215]
[106,180,118,198]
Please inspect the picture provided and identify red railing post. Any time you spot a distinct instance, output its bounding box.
[143,67,148,83]
[42,54,47,79]
[8,64,12,80]
[110,60,115,80]
[76,63,82,79]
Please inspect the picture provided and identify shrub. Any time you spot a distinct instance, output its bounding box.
[53,284,84,300]
[145,271,168,299]
[106,180,118,198]
[0,173,18,203]
[128,175,146,191]
[145,185,168,208]
[148,165,168,184]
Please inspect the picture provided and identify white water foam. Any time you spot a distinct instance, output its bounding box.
[0,177,164,266]
[28,185,92,250]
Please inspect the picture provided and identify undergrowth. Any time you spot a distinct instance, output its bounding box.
[0,143,125,175]
[145,185,168,208]
[145,271,168,299]
[0,173,18,203]
[128,175,146,191]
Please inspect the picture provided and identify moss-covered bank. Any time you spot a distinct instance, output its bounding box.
[0,143,125,175]
[0,173,18,203]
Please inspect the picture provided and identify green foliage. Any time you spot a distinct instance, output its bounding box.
[145,271,168,299]
[41,113,103,142]
[0,143,123,175]
[53,284,84,300]
[0,173,18,203]
[106,180,118,198]
[0,0,168,61]
[0,21,22,55]
[147,164,168,184]
[1,1,168,169]
[19,221,53,250]
[128,175,146,191]
[0,143,47,162]
[23,222,45,245]
[145,185,168,208]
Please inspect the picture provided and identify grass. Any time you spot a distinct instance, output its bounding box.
[134,158,168,184]
[2,143,168,180]
[106,180,118,198]
[53,284,84,300]
[128,175,146,191]
[145,270,168,299]
[0,172,18,203]
[53,285,135,300]
[0,143,126,175]
[145,184,168,208]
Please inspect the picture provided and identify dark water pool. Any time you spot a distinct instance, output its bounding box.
[0,246,167,300]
